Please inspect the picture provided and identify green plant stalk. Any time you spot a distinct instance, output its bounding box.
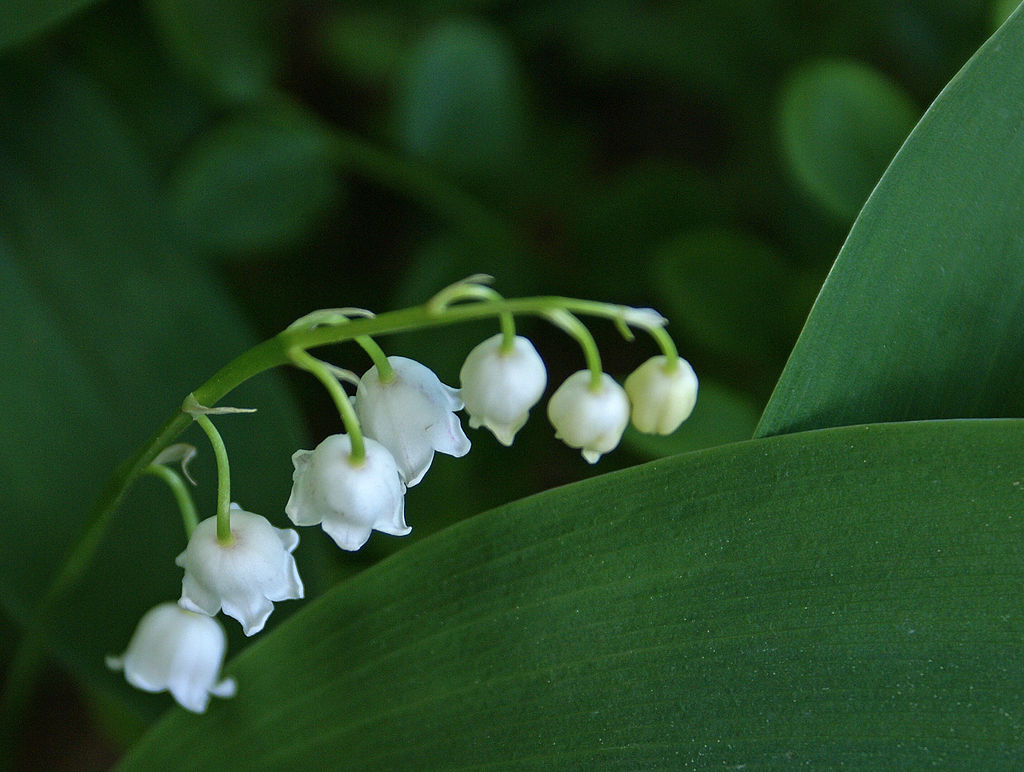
[195,415,233,544]
[429,281,518,352]
[142,464,199,539]
[546,310,605,389]
[354,335,394,383]
[649,325,680,372]
[0,294,671,759]
[289,348,366,462]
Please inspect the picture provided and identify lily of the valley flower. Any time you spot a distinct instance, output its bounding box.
[547,370,630,463]
[459,334,547,446]
[286,434,409,551]
[354,356,471,486]
[624,355,699,435]
[176,505,304,636]
[106,602,236,713]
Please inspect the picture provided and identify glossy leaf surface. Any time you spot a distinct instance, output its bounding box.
[122,420,1024,768]
[758,11,1024,437]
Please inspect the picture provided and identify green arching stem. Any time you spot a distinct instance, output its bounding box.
[428,280,516,352]
[546,310,604,390]
[143,464,199,538]
[289,348,366,463]
[355,335,394,383]
[649,325,680,372]
[0,292,671,752]
[498,311,517,354]
[195,415,233,545]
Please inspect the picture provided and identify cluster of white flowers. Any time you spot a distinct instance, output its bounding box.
[108,319,697,713]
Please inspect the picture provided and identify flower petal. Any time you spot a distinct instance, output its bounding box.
[107,603,233,713]
[176,510,303,635]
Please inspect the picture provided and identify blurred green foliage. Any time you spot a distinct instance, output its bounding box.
[0,0,1006,768]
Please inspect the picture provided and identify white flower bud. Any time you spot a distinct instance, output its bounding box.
[459,334,547,446]
[106,602,236,713]
[547,370,630,463]
[624,355,699,435]
[286,434,409,551]
[354,356,471,486]
[176,506,304,636]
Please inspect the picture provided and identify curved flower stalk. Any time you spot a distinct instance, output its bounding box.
[624,355,699,435]
[460,334,547,446]
[354,356,471,486]
[176,505,304,636]
[106,602,235,713]
[547,370,631,463]
[0,280,699,759]
[287,434,409,551]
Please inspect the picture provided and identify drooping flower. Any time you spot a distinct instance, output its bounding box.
[624,355,699,435]
[547,370,630,463]
[354,356,471,486]
[286,434,409,551]
[459,334,547,446]
[176,505,304,636]
[106,602,236,713]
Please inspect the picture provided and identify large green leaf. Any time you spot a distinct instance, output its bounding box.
[0,59,321,720]
[757,9,1024,438]
[122,419,1023,768]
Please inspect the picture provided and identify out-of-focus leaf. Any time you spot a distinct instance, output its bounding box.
[516,0,789,102]
[777,58,919,220]
[651,229,792,364]
[992,0,1021,30]
[145,0,280,104]
[0,0,97,51]
[0,60,320,722]
[62,2,211,169]
[167,111,341,255]
[623,377,760,457]
[392,19,525,178]
[758,10,1024,437]
[122,419,1024,768]
[320,9,408,84]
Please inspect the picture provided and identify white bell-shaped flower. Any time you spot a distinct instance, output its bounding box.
[106,602,236,713]
[176,505,304,636]
[547,370,630,463]
[286,434,409,551]
[624,355,699,435]
[459,334,547,446]
[354,356,471,486]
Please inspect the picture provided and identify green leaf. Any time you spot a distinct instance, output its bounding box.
[320,8,409,84]
[992,0,1021,31]
[167,111,341,254]
[122,420,1024,767]
[392,19,526,178]
[145,0,280,104]
[0,60,322,721]
[758,11,1024,438]
[0,0,98,51]
[777,58,919,220]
